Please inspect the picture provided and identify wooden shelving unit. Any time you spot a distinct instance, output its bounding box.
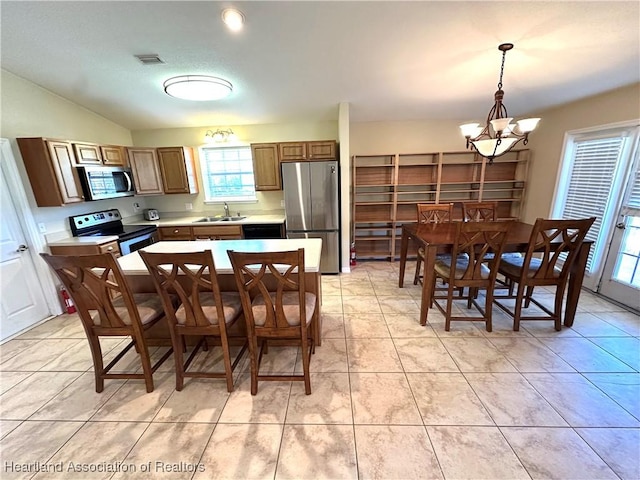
[352,149,529,261]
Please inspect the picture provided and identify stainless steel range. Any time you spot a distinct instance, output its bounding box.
[69,209,158,255]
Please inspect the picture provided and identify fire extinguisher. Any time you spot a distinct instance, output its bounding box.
[60,286,76,314]
[350,242,357,266]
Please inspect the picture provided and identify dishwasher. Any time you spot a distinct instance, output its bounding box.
[242,224,285,239]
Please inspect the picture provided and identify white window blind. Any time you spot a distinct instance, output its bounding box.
[559,135,625,272]
[199,146,256,202]
[622,159,640,214]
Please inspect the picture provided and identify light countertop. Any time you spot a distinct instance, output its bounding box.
[117,238,322,274]
[125,214,286,228]
[47,235,119,246]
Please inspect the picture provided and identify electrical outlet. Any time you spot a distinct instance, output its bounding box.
[280,200,285,207]
[38,223,46,234]
[133,202,141,212]
[185,203,193,211]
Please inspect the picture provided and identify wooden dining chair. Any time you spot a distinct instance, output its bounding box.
[40,252,175,393]
[494,217,596,331]
[431,221,511,332]
[139,250,248,392]
[462,201,498,222]
[414,203,454,286]
[227,248,315,395]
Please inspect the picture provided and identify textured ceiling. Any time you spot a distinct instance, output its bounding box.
[1,1,638,130]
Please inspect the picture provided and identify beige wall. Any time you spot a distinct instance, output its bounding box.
[131,123,338,216]
[523,83,640,222]
[349,83,640,225]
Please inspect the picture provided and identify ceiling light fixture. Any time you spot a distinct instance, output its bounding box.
[163,75,232,101]
[205,128,237,143]
[460,43,540,163]
[221,8,245,32]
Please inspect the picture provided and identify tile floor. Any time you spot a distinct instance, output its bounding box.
[0,261,639,479]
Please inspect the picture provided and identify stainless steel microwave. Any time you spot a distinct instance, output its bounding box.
[76,166,135,201]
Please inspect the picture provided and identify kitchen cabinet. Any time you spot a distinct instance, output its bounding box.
[49,240,121,257]
[352,149,529,260]
[100,145,127,166]
[279,141,336,162]
[157,147,199,194]
[127,147,164,195]
[192,225,243,240]
[250,143,281,191]
[158,226,193,241]
[17,137,85,206]
[72,142,103,165]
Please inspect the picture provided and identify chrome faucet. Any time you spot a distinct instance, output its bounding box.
[223,202,230,217]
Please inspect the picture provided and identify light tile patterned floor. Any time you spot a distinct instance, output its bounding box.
[0,260,638,479]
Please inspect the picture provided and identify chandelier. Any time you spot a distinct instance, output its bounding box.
[460,43,540,163]
[205,128,237,143]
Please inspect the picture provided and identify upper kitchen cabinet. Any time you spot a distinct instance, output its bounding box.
[17,137,85,206]
[72,143,127,166]
[127,147,163,195]
[157,147,198,194]
[251,143,281,191]
[279,141,337,162]
[100,145,127,166]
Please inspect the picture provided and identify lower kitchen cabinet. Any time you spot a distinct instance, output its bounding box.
[158,226,193,241]
[191,225,243,240]
[49,240,121,257]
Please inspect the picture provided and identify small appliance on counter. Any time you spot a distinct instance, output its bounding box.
[143,209,160,221]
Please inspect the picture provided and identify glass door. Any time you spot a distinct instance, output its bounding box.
[598,152,640,310]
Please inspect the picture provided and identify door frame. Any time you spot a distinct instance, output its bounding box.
[1,138,61,316]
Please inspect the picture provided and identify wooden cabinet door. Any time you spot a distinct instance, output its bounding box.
[157,147,198,194]
[72,143,102,165]
[308,141,336,160]
[100,145,127,166]
[251,143,281,191]
[127,148,163,195]
[46,140,85,204]
[279,142,307,161]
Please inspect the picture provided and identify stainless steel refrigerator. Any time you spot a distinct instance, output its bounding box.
[282,160,340,274]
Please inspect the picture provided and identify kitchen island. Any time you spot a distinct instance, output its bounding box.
[117,238,324,345]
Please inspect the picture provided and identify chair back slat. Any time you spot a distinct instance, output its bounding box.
[40,253,139,330]
[524,218,596,281]
[228,249,307,332]
[451,221,511,282]
[417,203,454,223]
[140,251,224,328]
[463,201,498,222]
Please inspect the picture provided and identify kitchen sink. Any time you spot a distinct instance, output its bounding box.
[195,216,246,223]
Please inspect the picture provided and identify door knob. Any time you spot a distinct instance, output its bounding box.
[616,222,626,229]
[16,244,28,252]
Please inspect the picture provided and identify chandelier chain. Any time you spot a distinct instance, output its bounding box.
[497,49,507,90]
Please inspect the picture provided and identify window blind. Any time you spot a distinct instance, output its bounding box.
[199,146,256,202]
[622,160,640,214]
[560,136,625,271]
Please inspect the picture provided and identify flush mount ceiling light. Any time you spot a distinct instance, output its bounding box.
[205,128,237,143]
[460,43,540,163]
[163,75,232,101]
[221,8,245,31]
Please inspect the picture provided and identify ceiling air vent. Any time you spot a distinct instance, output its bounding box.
[134,54,165,65]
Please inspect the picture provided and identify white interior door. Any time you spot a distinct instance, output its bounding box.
[0,148,50,340]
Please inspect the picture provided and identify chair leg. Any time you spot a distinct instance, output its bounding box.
[513,283,526,331]
[444,284,454,331]
[414,256,422,285]
[249,336,260,396]
[553,284,566,331]
[524,286,535,308]
[485,287,494,333]
[220,331,235,393]
[300,334,312,395]
[87,334,105,393]
[174,334,185,391]
[137,338,155,393]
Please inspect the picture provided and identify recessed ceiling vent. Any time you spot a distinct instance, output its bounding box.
[134,54,165,65]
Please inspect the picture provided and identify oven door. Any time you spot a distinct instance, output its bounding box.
[119,230,158,255]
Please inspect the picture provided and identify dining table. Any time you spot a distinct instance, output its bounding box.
[117,238,324,345]
[398,221,593,326]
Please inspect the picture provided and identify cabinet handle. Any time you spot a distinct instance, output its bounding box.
[107,246,113,251]
[174,229,179,234]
